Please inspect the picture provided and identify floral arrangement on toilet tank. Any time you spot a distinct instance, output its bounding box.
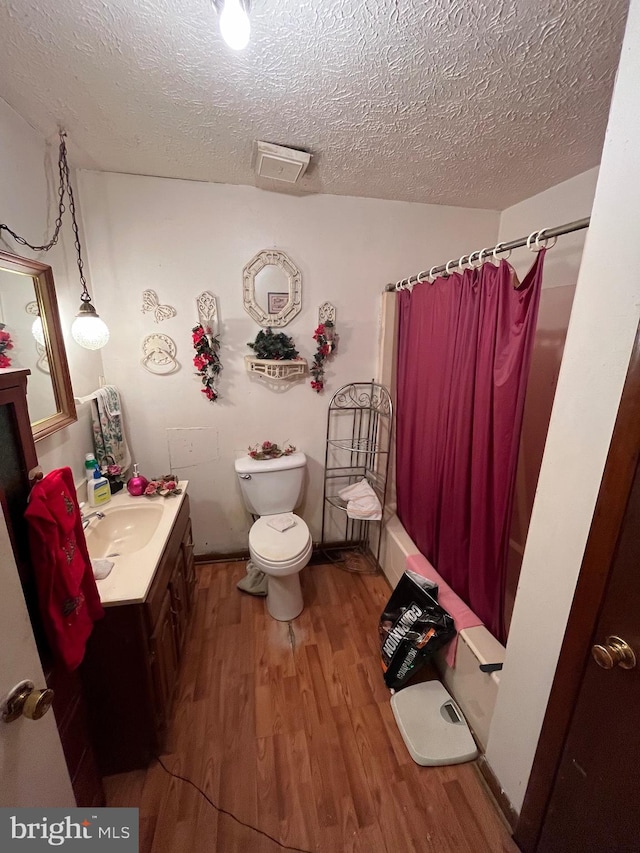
[248,440,296,460]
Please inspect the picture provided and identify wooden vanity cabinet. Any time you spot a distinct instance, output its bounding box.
[81,495,196,775]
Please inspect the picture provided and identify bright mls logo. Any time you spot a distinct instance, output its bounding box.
[0,808,138,850]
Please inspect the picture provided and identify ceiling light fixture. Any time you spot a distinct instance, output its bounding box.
[214,0,251,50]
[59,136,110,350]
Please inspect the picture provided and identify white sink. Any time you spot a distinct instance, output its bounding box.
[83,482,188,607]
[84,504,164,559]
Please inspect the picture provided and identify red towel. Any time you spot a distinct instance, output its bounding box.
[25,467,104,670]
[406,553,483,668]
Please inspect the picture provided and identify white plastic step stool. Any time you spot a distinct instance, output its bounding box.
[391,681,478,766]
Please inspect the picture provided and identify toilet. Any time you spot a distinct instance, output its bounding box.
[234,451,312,621]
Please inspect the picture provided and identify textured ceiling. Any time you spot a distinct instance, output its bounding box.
[0,0,628,209]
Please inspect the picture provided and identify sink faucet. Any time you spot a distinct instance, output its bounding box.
[82,510,105,529]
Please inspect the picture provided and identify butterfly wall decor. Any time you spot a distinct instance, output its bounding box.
[141,289,177,323]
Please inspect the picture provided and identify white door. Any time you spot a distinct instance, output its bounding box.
[0,509,75,806]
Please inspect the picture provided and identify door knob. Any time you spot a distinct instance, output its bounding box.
[591,636,637,670]
[1,680,55,722]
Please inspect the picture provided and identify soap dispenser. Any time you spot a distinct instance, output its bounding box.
[127,463,149,497]
[88,467,112,507]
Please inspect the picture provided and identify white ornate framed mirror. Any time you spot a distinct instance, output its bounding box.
[0,250,77,440]
[242,249,302,327]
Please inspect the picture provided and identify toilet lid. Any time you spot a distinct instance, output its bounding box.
[249,515,310,562]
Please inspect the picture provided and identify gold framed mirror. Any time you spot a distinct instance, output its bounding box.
[0,251,76,440]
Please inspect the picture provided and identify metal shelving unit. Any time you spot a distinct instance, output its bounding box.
[321,381,393,567]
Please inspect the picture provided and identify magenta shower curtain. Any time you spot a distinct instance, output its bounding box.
[396,251,545,641]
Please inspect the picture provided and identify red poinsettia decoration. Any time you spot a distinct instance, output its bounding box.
[310,321,336,393]
[0,327,14,368]
[192,324,222,402]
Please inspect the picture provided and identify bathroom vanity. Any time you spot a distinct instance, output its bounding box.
[80,490,196,774]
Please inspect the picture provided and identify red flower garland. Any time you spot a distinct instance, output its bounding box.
[0,327,14,368]
[310,321,336,393]
[192,324,222,402]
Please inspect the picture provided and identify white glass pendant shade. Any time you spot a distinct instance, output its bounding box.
[31,316,45,346]
[72,302,110,350]
[219,0,250,50]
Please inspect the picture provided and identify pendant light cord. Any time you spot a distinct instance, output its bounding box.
[0,130,91,300]
[0,132,66,253]
[58,133,91,300]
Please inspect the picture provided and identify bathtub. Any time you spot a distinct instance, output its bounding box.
[379,514,505,751]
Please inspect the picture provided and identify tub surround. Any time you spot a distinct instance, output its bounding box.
[87,480,189,606]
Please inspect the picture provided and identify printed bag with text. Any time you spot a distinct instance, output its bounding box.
[379,569,456,689]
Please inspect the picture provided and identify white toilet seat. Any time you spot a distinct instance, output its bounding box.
[248,515,312,620]
[249,514,311,563]
[250,537,313,577]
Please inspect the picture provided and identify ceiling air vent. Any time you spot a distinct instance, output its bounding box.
[254,141,311,184]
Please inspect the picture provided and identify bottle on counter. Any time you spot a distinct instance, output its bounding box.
[87,468,112,507]
[126,463,149,497]
[85,453,99,482]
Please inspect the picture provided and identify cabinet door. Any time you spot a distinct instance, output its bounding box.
[1,373,104,806]
[149,589,178,732]
[182,520,196,613]
[169,551,189,656]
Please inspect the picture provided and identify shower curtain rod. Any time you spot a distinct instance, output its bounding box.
[384,216,591,292]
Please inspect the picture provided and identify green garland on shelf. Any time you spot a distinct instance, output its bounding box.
[247,327,299,360]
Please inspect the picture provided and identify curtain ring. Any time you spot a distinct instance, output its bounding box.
[428,266,438,282]
[526,231,539,252]
[493,242,512,262]
[416,270,428,283]
[458,255,467,273]
[444,259,455,276]
[395,281,402,291]
[478,248,490,266]
[468,250,481,269]
[535,228,558,250]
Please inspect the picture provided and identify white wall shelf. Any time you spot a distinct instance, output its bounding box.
[244,356,308,381]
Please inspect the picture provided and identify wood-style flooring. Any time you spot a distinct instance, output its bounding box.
[105,558,518,852]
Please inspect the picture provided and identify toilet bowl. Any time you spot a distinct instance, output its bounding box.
[235,450,312,621]
[249,514,312,621]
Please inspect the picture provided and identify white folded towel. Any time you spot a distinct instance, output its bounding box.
[91,558,114,580]
[338,479,382,520]
[267,513,297,532]
[338,479,375,501]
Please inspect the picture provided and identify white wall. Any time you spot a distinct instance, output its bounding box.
[499,169,600,629]
[0,97,102,481]
[487,0,640,812]
[77,171,498,553]
[498,167,598,286]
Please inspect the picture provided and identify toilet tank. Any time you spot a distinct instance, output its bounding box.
[234,451,306,516]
